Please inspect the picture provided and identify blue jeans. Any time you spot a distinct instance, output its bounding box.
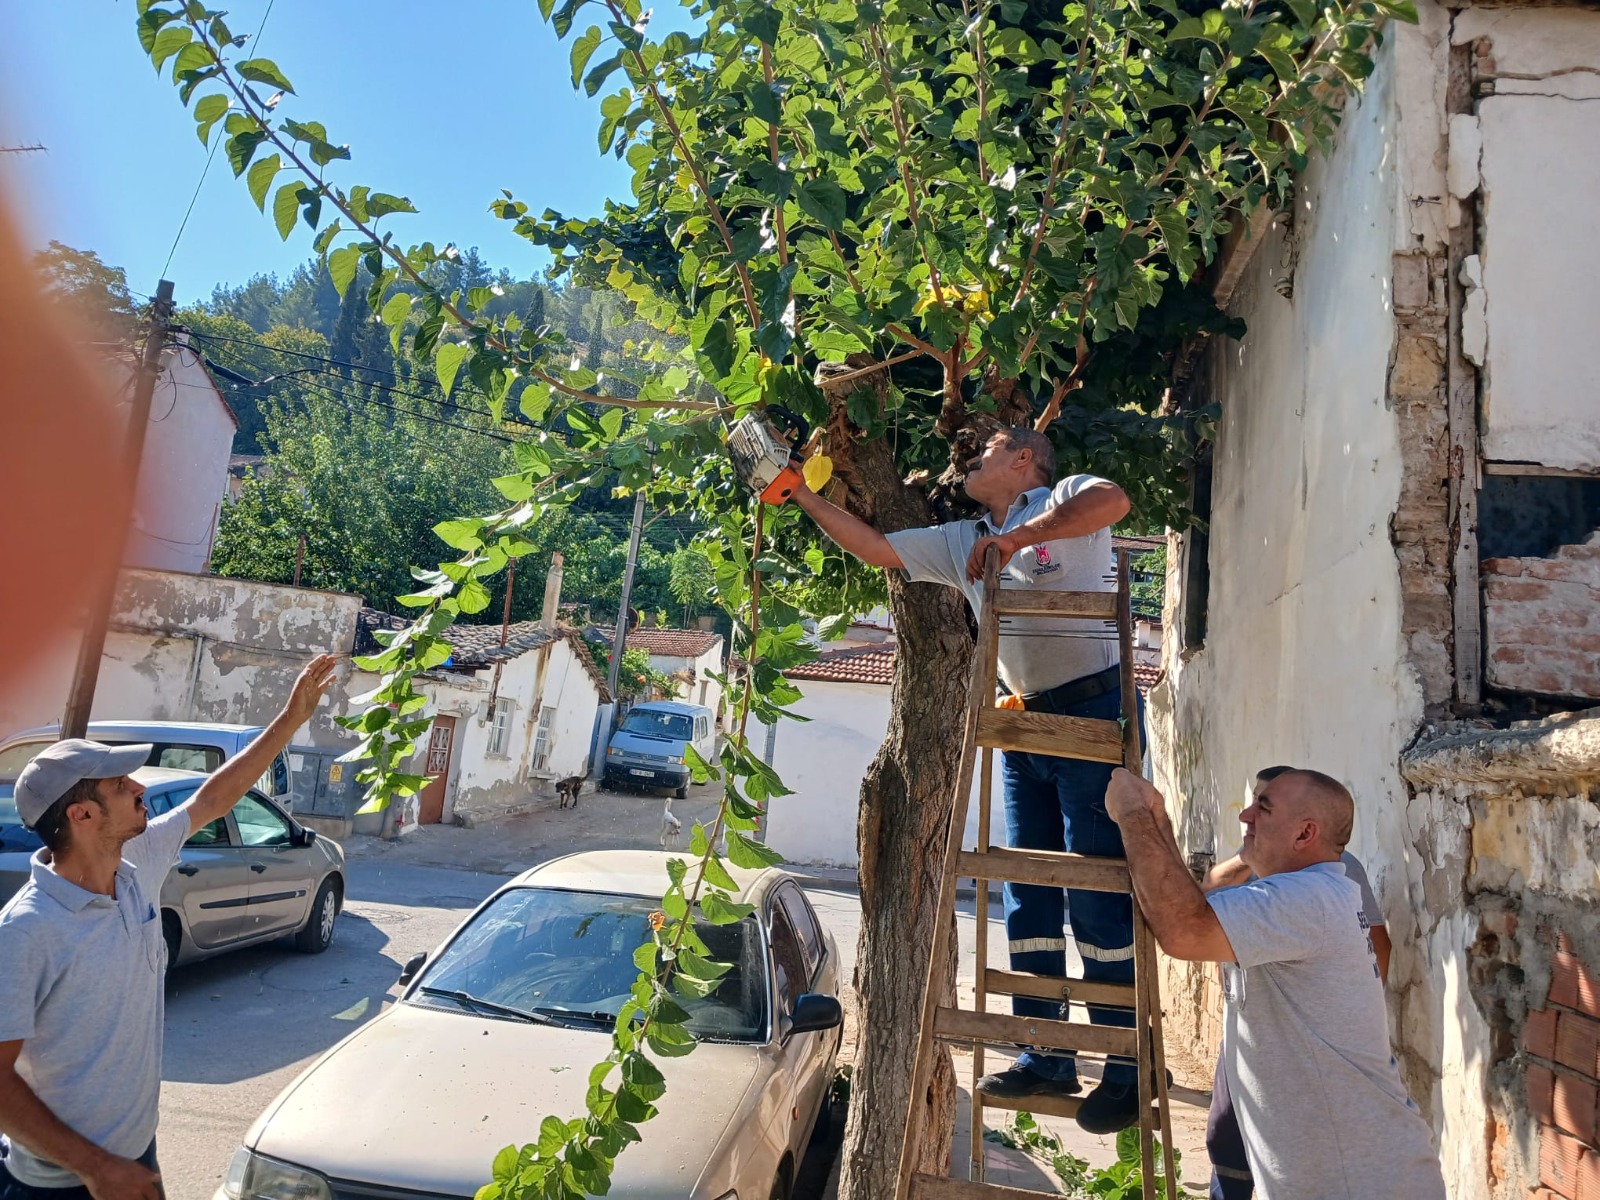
[1003,684,1143,1087]
[1207,1056,1254,1199]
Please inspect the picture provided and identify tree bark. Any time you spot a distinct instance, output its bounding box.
[817,362,974,1199]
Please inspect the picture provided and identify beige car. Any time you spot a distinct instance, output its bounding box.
[218,850,844,1200]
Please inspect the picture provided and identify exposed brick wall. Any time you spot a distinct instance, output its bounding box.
[1482,534,1600,701]
[1524,933,1600,1199]
[1387,250,1457,715]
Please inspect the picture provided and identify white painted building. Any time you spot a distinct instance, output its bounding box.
[596,626,727,716]
[1147,8,1600,1197]
[101,335,239,574]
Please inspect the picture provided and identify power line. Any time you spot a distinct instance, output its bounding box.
[162,0,278,278]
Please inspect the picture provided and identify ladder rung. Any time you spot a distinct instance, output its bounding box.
[983,968,1137,1009]
[974,1085,1082,1121]
[991,590,1120,620]
[933,1006,1138,1058]
[975,708,1123,764]
[957,846,1130,893]
[910,1175,1047,1199]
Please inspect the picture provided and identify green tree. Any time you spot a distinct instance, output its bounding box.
[132,0,1405,1193]
[33,242,139,340]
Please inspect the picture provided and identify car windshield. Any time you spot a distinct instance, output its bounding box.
[619,710,693,740]
[413,888,768,1042]
[0,740,49,780]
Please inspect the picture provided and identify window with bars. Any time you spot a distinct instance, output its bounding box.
[532,705,556,771]
[487,700,513,758]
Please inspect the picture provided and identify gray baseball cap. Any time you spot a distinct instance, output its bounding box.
[13,740,153,828]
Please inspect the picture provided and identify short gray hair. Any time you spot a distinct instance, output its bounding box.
[992,427,1056,485]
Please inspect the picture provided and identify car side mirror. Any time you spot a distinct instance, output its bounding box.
[786,993,843,1036]
[295,827,318,848]
[399,951,427,984]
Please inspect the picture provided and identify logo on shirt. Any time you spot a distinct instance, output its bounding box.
[1031,544,1060,576]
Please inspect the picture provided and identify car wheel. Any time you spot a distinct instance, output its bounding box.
[769,1163,791,1200]
[295,878,340,953]
[673,783,688,800]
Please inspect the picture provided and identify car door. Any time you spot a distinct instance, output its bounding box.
[766,895,828,1157]
[147,784,254,949]
[231,791,315,937]
[775,885,836,1135]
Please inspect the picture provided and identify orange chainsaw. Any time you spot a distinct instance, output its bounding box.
[727,408,811,505]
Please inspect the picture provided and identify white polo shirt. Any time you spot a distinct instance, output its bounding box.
[884,475,1119,694]
[0,809,188,1186]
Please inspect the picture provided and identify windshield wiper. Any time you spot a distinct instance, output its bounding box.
[417,987,544,1024]
[528,1006,625,1027]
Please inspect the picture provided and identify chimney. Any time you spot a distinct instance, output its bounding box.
[540,552,564,630]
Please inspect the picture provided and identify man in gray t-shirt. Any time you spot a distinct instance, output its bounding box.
[0,656,336,1200]
[1104,766,1445,1200]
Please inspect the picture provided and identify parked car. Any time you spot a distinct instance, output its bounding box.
[0,767,344,964]
[218,850,842,1200]
[603,700,718,799]
[0,721,294,805]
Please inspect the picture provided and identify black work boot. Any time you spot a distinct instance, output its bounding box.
[1074,1069,1174,1134]
[977,1065,1083,1099]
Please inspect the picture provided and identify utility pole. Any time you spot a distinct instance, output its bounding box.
[61,280,175,739]
[606,486,648,708]
[292,532,307,587]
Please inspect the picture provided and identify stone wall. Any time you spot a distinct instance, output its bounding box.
[1483,534,1600,702]
[1401,708,1600,1199]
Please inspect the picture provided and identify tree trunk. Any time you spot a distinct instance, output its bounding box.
[817,366,975,1198]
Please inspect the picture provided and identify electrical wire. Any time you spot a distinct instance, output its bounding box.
[161,0,279,279]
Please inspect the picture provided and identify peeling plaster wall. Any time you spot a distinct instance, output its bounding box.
[1456,8,1600,474]
[1151,8,1438,1116]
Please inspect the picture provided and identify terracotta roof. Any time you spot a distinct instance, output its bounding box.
[1133,662,1163,694]
[356,609,611,701]
[592,626,723,660]
[787,645,897,686]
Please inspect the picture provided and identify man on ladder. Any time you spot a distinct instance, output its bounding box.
[793,425,1148,1133]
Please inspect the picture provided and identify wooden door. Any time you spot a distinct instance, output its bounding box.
[417,716,456,825]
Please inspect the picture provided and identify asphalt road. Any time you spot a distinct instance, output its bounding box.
[156,857,864,1200]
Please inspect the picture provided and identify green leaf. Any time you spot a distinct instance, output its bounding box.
[272,182,302,240]
[366,192,418,219]
[797,179,848,231]
[149,24,192,71]
[435,343,471,399]
[193,93,229,145]
[725,830,783,869]
[583,51,624,98]
[236,57,295,93]
[381,291,413,327]
[328,244,361,296]
[434,518,485,551]
[457,577,492,614]
[570,26,603,87]
[699,892,756,925]
[246,153,280,212]
[1372,0,1419,21]
[599,407,625,440]
[645,1021,696,1057]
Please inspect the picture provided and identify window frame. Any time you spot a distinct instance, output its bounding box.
[775,883,826,983]
[486,699,514,759]
[766,900,811,1017]
[231,789,295,848]
[532,705,557,771]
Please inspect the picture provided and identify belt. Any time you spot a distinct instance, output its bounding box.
[1020,664,1123,713]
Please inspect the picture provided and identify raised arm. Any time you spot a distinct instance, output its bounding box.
[0,1041,161,1200]
[964,480,1130,582]
[792,479,905,570]
[177,655,338,834]
[1203,853,1253,892]
[1105,769,1237,963]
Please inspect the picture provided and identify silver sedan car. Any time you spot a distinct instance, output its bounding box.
[0,767,345,964]
[219,850,843,1200]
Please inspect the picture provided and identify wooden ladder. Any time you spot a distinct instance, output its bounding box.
[894,548,1178,1200]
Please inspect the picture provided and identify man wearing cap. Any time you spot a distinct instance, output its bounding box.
[0,656,338,1200]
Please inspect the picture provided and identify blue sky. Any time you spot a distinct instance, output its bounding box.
[0,1,686,305]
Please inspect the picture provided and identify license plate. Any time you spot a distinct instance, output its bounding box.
[629,769,653,778]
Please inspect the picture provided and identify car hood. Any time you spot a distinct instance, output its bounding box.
[251,1002,764,1197]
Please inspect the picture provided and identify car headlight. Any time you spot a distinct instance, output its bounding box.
[669,755,685,765]
[607,746,622,756]
[221,1148,332,1200]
